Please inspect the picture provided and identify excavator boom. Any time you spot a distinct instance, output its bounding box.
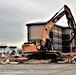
[42,5,76,46]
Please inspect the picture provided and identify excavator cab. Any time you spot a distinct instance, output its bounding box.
[45,39,52,50]
[39,38,53,50]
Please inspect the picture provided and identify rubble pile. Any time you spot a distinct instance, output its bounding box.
[24,59,51,64]
[0,54,28,64]
[0,52,76,64]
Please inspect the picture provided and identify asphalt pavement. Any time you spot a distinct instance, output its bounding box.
[0,64,76,75]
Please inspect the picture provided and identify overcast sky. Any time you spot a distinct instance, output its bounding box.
[0,0,76,48]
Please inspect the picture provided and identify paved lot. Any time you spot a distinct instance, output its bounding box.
[0,64,76,75]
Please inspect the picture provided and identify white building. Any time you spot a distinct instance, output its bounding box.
[9,46,18,55]
[0,46,18,54]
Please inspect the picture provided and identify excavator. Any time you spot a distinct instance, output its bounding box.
[22,5,76,62]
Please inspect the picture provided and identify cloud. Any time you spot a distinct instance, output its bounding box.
[0,0,76,48]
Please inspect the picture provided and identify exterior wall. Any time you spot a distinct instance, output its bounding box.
[9,47,18,54]
[69,29,76,52]
[4,47,10,54]
[72,37,76,52]
[49,26,63,52]
[62,29,70,52]
[28,25,44,40]
[0,47,10,54]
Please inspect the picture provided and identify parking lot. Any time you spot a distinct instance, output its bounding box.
[0,63,76,75]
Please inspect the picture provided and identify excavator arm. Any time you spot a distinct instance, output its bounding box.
[42,5,76,47]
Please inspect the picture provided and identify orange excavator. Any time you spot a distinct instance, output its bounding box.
[22,5,76,62]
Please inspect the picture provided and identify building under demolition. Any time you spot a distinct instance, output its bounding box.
[26,22,76,53]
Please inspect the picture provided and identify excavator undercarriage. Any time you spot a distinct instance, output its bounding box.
[22,40,64,63]
[26,52,63,62]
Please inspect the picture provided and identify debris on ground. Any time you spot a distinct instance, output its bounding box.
[24,59,51,64]
[0,52,76,64]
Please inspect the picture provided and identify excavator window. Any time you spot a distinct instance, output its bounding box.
[44,38,52,50]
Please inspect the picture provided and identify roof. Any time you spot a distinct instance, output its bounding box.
[26,22,70,29]
[0,46,17,49]
[0,46,8,48]
[26,22,46,26]
[9,46,17,48]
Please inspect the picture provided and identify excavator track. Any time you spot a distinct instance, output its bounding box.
[24,51,63,63]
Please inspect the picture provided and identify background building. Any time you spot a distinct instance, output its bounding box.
[26,22,76,53]
[0,46,18,54]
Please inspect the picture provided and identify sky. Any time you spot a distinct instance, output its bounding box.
[0,0,76,48]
